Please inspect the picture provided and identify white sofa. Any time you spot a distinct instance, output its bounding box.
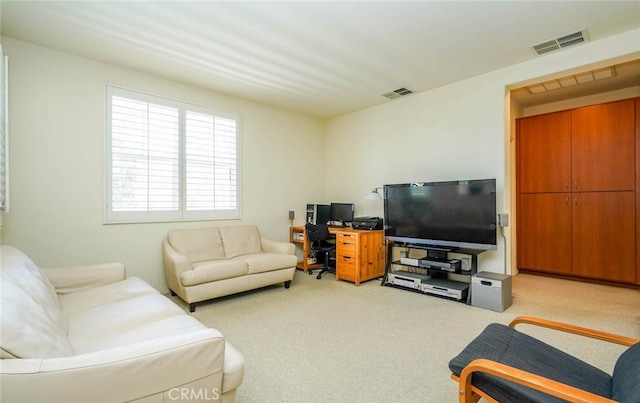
[0,245,244,403]
[163,225,297,312]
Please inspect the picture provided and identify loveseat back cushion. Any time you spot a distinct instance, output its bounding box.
[219,225,262,259]
[611,342,640,403]
[168,228,226,263]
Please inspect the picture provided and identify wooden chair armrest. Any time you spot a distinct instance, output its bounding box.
[509,316,639,347]
[456,358,615,403]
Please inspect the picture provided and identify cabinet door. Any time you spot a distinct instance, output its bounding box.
[572,191,636,283]
[518,193,572,274]
[517,111,572,193]
[571,99,635,192]
[359,231,384,280]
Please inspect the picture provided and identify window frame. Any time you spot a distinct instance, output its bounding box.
[104,85,241,224]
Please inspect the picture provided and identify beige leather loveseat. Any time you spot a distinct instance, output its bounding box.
[163,225,297,312]
[0,245,244,402]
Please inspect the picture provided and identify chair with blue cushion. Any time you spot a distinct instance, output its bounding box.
[449,315,639,403]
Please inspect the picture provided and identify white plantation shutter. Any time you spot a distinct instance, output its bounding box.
[110,96,180,213]
[185,110,237,213]
[106,86,240,223]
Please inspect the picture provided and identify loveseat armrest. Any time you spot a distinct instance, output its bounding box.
[163,238,194,275]
[0,329,232,403]
[41,263,126,294]
[261,238,295,255]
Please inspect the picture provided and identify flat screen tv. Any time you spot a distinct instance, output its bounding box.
[384,179,497,250]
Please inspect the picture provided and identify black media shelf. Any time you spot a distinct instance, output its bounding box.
[381,241,486,305]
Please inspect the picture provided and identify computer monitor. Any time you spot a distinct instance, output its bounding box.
[330,203,355,226]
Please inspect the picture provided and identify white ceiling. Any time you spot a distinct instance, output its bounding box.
[2,1,639,119]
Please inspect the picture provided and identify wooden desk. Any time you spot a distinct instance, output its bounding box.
[290,226,385,286]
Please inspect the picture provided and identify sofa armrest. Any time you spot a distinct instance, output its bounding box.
[1,329,228,403]
[261,238,295,255]
[41,263,126,294]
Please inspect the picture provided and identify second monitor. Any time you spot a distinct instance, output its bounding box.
[329,202,355,227]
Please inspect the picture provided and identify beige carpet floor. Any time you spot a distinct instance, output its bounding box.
[171,271,640,403]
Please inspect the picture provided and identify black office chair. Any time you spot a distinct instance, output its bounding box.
[305,223,336,280]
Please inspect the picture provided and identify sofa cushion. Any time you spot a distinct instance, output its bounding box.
[219,225,262,259]
[58,276,159,317]
[0,280,74,359]
[0,245,73,359]
[231,253,298,274]
[182,260,248,286]
[1,245,67,333]
[65,292,201,354]
[168,227,226,263]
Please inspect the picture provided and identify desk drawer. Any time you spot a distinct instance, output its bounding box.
[337,242,356,257]
[337,255,356,280]
[337,232,357,244]
[337,233,356,255]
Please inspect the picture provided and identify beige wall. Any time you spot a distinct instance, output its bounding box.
[2,27,639,288]
[324,28,640,275]
[1,37,325,291]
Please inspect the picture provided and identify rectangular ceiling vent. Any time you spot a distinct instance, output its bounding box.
[531,29,588,55]
[382,87,414,99]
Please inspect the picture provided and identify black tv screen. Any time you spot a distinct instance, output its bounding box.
[384,179,497,250]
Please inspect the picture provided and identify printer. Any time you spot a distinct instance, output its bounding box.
[351,216,383,230]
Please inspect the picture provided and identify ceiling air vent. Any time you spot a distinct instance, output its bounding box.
[382,88,414,99]
[531,29,588,55]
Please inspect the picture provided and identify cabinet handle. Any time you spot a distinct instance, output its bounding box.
[574,197,578,205]
[565,181,569,190]
[574,181,578,190]
[565,196,569,204]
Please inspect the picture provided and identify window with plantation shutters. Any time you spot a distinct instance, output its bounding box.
[105,86,241,223]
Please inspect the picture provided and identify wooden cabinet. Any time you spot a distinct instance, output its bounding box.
[517,98,638,285]
[519,191,635,282]
[518,99,635,194]
[335,230,384,286]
